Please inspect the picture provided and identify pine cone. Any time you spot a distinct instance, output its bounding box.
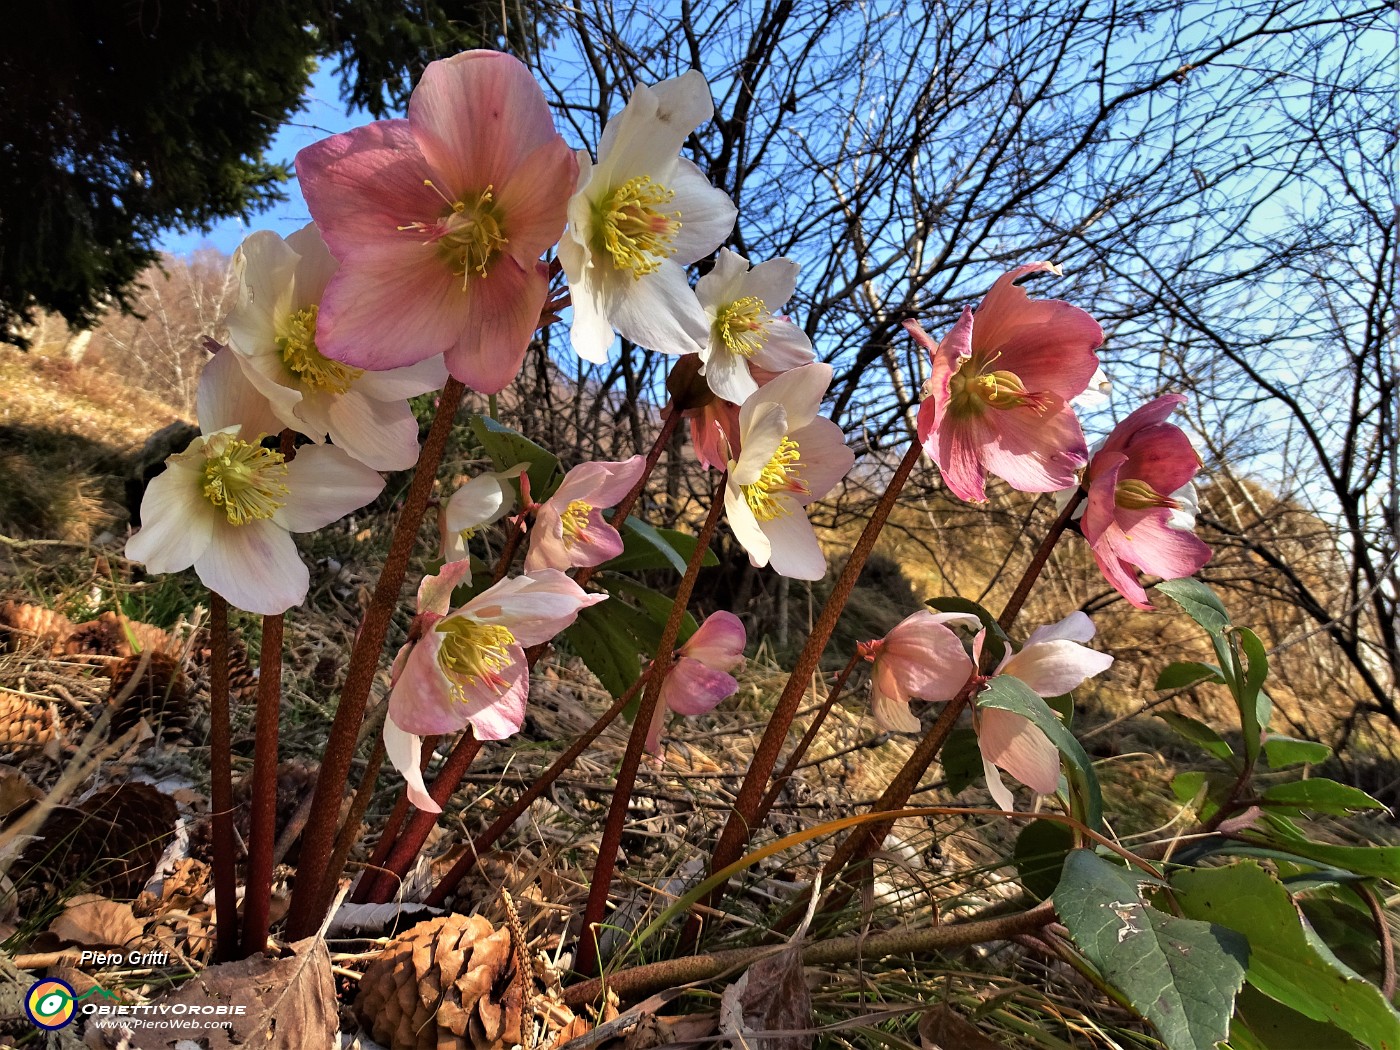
[126,620,176,656]
[0,601,73,653]
[0,688,56,754]
[354,914,524,1050]
[64,611,130,657]
[187,628,259,705]
[107,650,190,740]
[12,782,177,908]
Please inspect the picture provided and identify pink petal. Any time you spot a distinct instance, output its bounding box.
[387,631,460,735]
[660,659,738,716]
[1082,450,1128,544]
[383,719,440,814]
[1001,639,1113,697]
[680,611,746,670]
[442,257,548,394]
[977,398,1088,494]
[1098,394,1187,461]
[935,409,996,503]
[417,560,475,617]
[462,569,607,647]
[972,263,1103,400]
[588,456,648,508]
[522,507,571,573]
[1121,423,1200,498]
[977,707,1060,795]
[881,611,977,702]
[1092,545,1154,609]
[458,652,529,741]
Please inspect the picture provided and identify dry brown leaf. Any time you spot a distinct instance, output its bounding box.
[89,937,337,1049]
[717,943,812,1050]
[49,894,143,948]
[917,1004,1004,1050]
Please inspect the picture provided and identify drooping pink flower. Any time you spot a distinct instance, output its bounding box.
[125,350,385,615]
[859,610,979,733]
[296,50,577,393]
[724,363,855,580]
[975,613,1113,810]
[647,611,746,753]
[384,565,607,812]
[224,225,448,471]
[909,262,1104,503]
[1081,394,1211,609]
[523,456,647,572]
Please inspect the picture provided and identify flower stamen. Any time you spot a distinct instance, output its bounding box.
[401,185,508,287]
[435,618,517,697]
[742,437,807,522]
[1115,479,1179,511]
[200,435,289,526]
[277,305,364,393]
[595,175,681,278]
[715,296,771,357]
[560,499,593,544]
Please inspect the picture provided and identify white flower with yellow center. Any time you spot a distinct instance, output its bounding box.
[125,350,386,615]
[559,70,738,363]
[724,363,854,580]
[695,249,815,403]
[382,563,607,812]
[224,225,448,472]
[438,462,529,567]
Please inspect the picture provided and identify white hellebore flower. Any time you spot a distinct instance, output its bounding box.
[224,224,448,471]
[724,363,854,580]
[125,350,385,616]
[439,463,528,565]
[559,70,737,363]
[695,249,815,403]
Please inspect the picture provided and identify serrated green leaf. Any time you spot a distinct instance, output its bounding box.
[1157,660,1228,690]
[1014,819,1074,900]
[561,604,641,699]
[1158,711,1236,761]
[1264,736,1332,768]
[940,725,983,795]
[602,520,719,574]
[1173,861,1400,1049]
[977,676,1102,829]
[1056,850,1248,1050]
[468,415,558,496]
[1156,578,1232,635]
[1262,779,1386,816]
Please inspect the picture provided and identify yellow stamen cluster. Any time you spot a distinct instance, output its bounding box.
[403,184,509,287]
[199,434,289,526]
[742,437,807,522]
[435,617,517,698]
[1114,479,1177,511]
[715,296,770,357]
[277,305,364,394]
[560,499,593,544]
[595,176,681,278]
[948,359,1048,416]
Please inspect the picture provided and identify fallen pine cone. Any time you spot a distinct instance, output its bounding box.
[0,688,56,755]
[0,601,73,653]
[355,913,525,1050]
[107,649,190,740]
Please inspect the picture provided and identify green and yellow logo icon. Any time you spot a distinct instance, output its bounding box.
[25,978,76,1029]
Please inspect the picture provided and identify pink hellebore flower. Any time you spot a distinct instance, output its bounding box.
[224,225,447,471]
[296,50,577,393]
[647,611,746,753]
[560,71,738,362]
[909,262,1104,503]
[975,613,1114,811]
[859,610,979,734]
[1081,394,1211,609]
[125,351,385,615]
[724,363,855,580]
[695,249,816,404]
[523,456,646,572]
[384,563,607,812]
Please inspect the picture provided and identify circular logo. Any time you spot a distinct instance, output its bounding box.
[25,979,76,1029]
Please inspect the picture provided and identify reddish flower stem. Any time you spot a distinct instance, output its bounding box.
[285,377,465,940]
[363,731,484,904]
[239,610,283,957]
[349,734,437,904]
[701,441,925,905]
[755,652,862,820]
[577,480,726,975]
[424,670,649,908]
[207,595,239,961]
[316,734,386,911]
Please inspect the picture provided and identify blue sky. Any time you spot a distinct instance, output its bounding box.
[158,66,370,256]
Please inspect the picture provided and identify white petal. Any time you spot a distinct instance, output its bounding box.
[752,320,815,372]
[198,347,285,436]
[701,343,759,405]
[762,506,827,581]
[126,462,218,572]
[383,718,441,814]
[276,445,385,532]
[871,687,922,734]
[1001,639,1114,697]
[605,261,709,357]
[284,222,339,308]
[741,256,801,310]
[194,519,307,615]
[560,226,617,364]
[740,362,831,434]
[1023,611,1096,648]
[724,480,771,568]
[666,159,738,264]
[695,247,750,310]
[226,231,296,360]
[326,391,422,471]
[732,401,789,485]
[352,355,449,401]
[790,417,854,503]
[982,755,1017,812]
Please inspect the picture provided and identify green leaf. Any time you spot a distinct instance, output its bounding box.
[1252,834,1400,882]
[1157,711,1236,761]
[940,725,984,795]
[1173,861,1400,1048]
[977,676,1102,830]
[602,520,719,574]
[468,415,558,496]
[1230,984,1355,1050]
[1264,736,1332,768]
[1172,770,1208,804]
[1014,819,1074,900]
[561,603,641,699]
[1157,660,1228,689]
[1262,779,1387,816]
[600,575,700,645]
[1156,577,1232,635]
[1055,850,1248,1050]
[1235,627,1272,763]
